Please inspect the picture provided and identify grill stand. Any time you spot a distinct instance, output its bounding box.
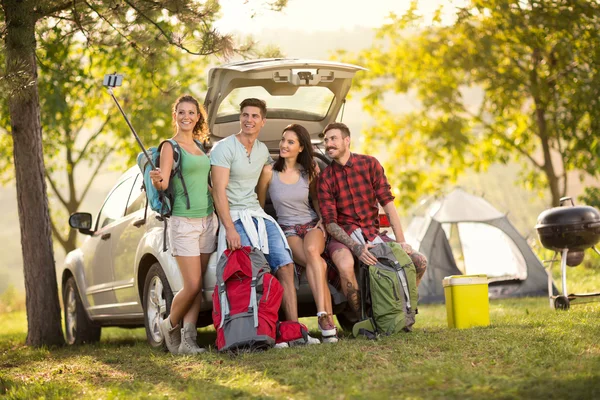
[546,246,600,310]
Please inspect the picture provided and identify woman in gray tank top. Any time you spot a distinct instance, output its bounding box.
[257,124,338,343]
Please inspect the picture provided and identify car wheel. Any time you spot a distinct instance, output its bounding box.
[63,276,101,345]
[336,310,359,333]
[143,262,174,349]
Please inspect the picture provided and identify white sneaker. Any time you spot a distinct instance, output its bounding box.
[305,334,321,345]
[274,342,289,349]
[322,335,339,344]
[318,314,339,344]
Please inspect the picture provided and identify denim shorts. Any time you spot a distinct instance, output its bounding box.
[234,218,293,274]
[279,219,324,239]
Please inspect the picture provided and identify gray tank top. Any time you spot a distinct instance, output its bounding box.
[269,169,318,226]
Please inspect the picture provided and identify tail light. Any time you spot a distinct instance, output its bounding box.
[379,213,390,227]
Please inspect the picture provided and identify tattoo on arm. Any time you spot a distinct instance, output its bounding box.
[326,223,363,257]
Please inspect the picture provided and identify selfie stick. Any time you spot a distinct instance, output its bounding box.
[104,75,157,170]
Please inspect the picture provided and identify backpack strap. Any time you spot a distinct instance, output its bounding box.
[219,281,229,327]
[384,242,414,310]
[358,263,369,320]
[164,139,194,210]
[142,180,149,221]
[193,138,207,154]
[358,328,378,340]
[158,139,182,172]
[249,276,259,328]
[216,250,235,327]
[248,249,268,328]
[194,138,213,188]
[397,269,411,310]
[175,168,191,209]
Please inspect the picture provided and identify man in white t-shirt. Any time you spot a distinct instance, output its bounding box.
[211,99,318,345]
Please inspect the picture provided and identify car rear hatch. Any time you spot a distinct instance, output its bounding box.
[204,58,365,149]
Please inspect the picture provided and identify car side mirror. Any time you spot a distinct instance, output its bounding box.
[69,212,94,235]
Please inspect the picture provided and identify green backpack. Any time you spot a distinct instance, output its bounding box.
[352,242,418,338]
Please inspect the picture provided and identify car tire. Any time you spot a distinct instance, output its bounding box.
[143,262,174,349]
[63,276,101,345]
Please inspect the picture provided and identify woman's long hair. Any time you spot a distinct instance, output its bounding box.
[272,124,317,181]
[172,94,209,142]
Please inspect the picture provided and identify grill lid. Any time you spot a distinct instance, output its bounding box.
[536,205,600,229]
[535,197,600,252]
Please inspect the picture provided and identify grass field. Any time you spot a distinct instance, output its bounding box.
[1,264,600,399]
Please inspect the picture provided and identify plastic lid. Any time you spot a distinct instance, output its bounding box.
[443,274,488,287]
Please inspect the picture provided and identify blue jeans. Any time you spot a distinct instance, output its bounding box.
[233,218,293,274]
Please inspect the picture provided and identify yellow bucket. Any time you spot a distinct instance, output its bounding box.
[443,274,490,329]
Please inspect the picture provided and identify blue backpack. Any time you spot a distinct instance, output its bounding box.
[136,139,207,250]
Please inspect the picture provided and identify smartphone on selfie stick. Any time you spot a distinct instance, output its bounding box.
[103,73,156,170]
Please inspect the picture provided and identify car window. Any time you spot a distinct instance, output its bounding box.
[96,176,136,230]
[125,174,146,216]
[217,86,334,122]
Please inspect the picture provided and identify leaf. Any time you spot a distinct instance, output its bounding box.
[340,0,600,207]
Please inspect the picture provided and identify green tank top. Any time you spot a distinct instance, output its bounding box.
[172,148,214,217]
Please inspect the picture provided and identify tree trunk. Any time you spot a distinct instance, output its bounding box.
[3,0,65,347]
[530,52,561,207]
[536,109,561,207]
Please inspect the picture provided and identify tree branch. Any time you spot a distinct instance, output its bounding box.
[78,147,115,202]
[46,172,69,209]
[36,1,73,18]
[466,107,544,170]
[70,0,92,45]
[74,114,112,165]
[49,214,68,250]
[123,0,229,56]
[82,0,145,56]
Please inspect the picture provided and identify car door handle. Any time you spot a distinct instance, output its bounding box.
[133,218,146,228]
[101,233,111,240]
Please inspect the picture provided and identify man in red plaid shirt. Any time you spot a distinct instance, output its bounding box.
[317,123,427,312]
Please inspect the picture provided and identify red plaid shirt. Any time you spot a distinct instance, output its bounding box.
[317,153,394,241]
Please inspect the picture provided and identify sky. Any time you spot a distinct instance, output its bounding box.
[214,0,463,34]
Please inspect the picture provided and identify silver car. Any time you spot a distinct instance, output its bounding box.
[60,59,367,347]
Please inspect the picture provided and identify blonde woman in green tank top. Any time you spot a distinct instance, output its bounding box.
[149,95,217,355]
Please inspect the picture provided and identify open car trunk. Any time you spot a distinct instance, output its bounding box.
[204,58,366,149]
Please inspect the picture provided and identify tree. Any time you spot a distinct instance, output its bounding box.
[343,0,600,208]
[0,22,211,255]
[0,0,286,347]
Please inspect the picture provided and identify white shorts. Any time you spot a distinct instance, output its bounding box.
[169,213,218,257]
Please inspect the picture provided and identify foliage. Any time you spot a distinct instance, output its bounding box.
[0,23,209,253]
[579,186,600,209]
[2,295,600,398]
[0,0,288,347]
[0,1,282,255]
[341,0,600,208]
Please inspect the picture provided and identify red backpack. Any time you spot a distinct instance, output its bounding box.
[212,247,283,352]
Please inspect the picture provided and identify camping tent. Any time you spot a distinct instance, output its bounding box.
[405,188,554,303]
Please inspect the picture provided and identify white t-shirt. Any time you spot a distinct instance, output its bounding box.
[210,135,270,211]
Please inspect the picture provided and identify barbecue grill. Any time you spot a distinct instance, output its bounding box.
[536,197,600,310]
